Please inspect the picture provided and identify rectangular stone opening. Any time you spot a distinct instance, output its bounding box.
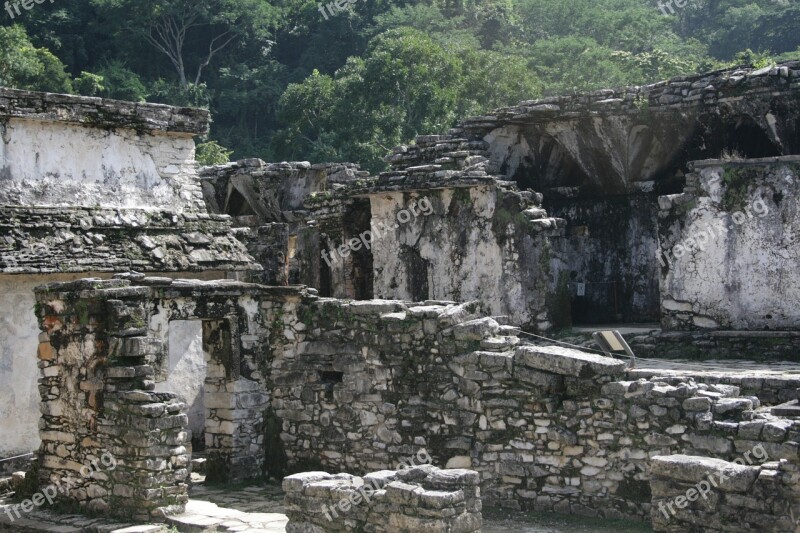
[319,370,344,384]
[156,320,207,451]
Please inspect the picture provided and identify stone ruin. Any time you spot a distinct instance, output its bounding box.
[200,60,800,356]
[283,467,482,532]
[27,274,800,529]
[0,86,257,466]
[2,61,800,532]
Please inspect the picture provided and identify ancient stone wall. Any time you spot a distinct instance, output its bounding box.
[382,61,800,330]
[350,157,563,330]
[658,156,800,330]
[33,278,191,521]
[199,159,372,297]
[199,160,366,224]
[30,276,800,524]
[0,88,209,213]
[0,207,256,274]
[650,454,800,532]
[271,297,800,521]
[389,63,800,192]
[283,466,482,532]
[0,87,257,464]
[629,368,800,407]
[30,276,308,520]
[629,330,800,366]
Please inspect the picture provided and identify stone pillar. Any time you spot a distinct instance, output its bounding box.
[34,279,190,521]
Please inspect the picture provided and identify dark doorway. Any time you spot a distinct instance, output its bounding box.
[402,247,430,302]
[345,200,374,300]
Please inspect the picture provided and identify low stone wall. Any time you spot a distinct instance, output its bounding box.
[28,276,800,524]
[650,454,800,532]
[629,329,800,364]
[629,368,800,406]
[275,297,800,521]
[283,466,482,533]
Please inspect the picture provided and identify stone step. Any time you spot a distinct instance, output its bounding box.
[480,336,521,352]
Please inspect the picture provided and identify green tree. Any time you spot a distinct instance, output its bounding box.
[92,0,279,87]
[196,140,234,166]
[274,28,541,172]
[73,71,105,96]
[97,61,148,101]
[0,25,73,93]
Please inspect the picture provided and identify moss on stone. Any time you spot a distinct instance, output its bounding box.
[721,166,759,212]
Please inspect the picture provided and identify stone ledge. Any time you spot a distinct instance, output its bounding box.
[515,345,627,378]
[650,455,759,492]
[0,87,208,135]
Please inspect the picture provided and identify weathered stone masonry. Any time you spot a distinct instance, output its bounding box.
[32,276,298,519]
[650,454,800,532]
[283,466,482,532]
[659,156,800,331]
[32,276,800,528]
[384,61,800,328]
[199,61,800,339]
[0,86,259,462]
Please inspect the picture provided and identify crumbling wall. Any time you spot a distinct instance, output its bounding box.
[283,466,482,532]
[31,276,800,524]
[272,297,800,522]
[384,62,800,329]
[0,88,209,212]
[199,160,370,296]
[30,276,307,521]
[650,454,800,532]
[0,87,259,469]
[33,278,191,521]
[658,156,800,330]
[356,163,562,330]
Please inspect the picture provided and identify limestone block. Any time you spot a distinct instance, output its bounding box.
[651,455,758,492]
[516,345,626,378]
[452,318,500,341]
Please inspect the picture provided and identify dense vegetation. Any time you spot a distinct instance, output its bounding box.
[1,0,798,171]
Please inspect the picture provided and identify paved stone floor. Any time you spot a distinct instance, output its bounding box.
[0,473,655,532]
[0,474,287,533]
[166,476,287,532]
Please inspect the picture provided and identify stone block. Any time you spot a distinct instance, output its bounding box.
[683,397,712,411]
[452,318,500,341]
[516,345,626,378]
[514,366,565,392]
[651,455,758,492]
[687,434,732,454]
[714,398,753,415]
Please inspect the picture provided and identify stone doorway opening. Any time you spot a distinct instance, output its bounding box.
[156,320,207,452]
